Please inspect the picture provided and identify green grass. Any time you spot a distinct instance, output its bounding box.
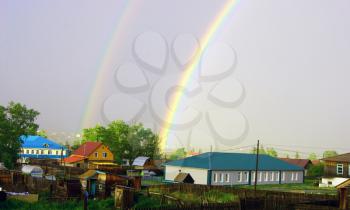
[169,190,237,204]
[0,197,115,210]
[238,179,337,194]
[133,193,174,209]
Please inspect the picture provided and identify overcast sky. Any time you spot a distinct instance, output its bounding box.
[1,0,350,156]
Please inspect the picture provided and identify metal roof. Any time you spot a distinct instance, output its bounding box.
[165,152,303,171]
[21,165,43,174]
[132,156,150,166]
[20,135,67,150]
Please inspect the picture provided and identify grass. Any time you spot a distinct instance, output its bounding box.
[237,179,337,194]
[0,197,115,210]
[133,193,174,209]
[170,190,238,204]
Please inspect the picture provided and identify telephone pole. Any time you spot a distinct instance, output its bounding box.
[254,140,260,194]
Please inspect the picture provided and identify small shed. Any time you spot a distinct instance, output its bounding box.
[336,179,350,209]
[21,165,43,178]
[174,173,194,184]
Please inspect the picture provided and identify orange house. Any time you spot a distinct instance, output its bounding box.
[64,142,114,168]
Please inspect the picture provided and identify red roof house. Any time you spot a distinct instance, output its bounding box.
[280,158,313,176]
[63,142,114,168]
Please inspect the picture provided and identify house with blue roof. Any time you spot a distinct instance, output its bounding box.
[19,135,68,162]
[165,152,304,185]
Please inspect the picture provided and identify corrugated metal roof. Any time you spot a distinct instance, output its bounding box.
[21,165,43,174]
[132,156,150,166]
[279,158,312,169]
[165,152,303,171]
[21,135,66,150]
[322,153,350,163]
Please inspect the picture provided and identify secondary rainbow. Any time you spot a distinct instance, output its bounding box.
[81,1,140,129]
[159,0,240,150]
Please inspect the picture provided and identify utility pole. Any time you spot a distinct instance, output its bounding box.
[254,140,260,194]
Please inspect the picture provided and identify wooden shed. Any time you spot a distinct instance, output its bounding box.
[174,173,194,184]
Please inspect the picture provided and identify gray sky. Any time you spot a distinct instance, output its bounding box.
[1,0,350,157]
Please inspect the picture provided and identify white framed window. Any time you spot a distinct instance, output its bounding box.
[213,173,218,182]
[225,173,230,182]
[238,172,242,182]
[281,172,285,181]
[258,172,262,182]
[26,150,29,154]
[276,172,280,181]
[291,172,294,181]
[337,164,344,175]
[31,150,34,154]
[251,171,256,182]
[219,173,224,182]
[295,172,299,181]
[348,165,350,176]
[245,172,249,181]
[264,172,268,181]
[271,172,274,181]
[94,152,98,158]
[56,150,59,155]
[102,152,107,158]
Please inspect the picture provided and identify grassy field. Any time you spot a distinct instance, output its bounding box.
[237,179,337,194]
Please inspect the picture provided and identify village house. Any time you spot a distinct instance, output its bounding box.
[19,135,68,163]
[165,152,304,185]
[320,153,350,187]
[280,158,313,176]
[63,142,114,169]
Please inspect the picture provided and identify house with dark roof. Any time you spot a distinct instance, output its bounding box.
[19,135,68,162]
[63,142,114,168]
[165,152,304,185]
[280,158,312,176]
[319,153,350,187]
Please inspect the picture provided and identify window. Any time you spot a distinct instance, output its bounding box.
[258,172,262,182]
[31,150,34,154]
[291,172,294,181]
[56,151,59,155]
[48,150,52,155]
[40,150,43,155]
[220,173,224,182]
[213,173,218,182]
[276,172,280,181]
[349,165,350,176]
[281,172,285,181]
[238,172,242,182]
[337,164,344,175]
[245,172,249,181]
[102,152,107,158]
[265,172,268,181]
[26,150,29,154]
[94,152,98,158]
[251,172,256,182]
[36,150,39,154]
[225,173,230,182]
[295,172,299,181]
[271,172,274,181]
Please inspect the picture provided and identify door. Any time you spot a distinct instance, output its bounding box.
[90,180,96,197]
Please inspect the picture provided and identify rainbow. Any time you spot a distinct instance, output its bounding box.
[159,0,240,150]
[81,1,140,129]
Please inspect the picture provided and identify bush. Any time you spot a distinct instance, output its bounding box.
[308,163,324,177]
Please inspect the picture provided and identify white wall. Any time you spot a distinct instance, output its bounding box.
[320,177,349,187]
[165,165,208,184]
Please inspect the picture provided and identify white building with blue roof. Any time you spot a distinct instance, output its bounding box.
[165,152,304,185]
[19,135,68,161]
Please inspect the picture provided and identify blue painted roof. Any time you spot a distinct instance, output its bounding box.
[165,152,303,171]
[20,135,67,150]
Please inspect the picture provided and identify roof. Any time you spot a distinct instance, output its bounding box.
[20,135,66,150]
[174,173,194,183]
[336,178,350,189]
[21,165,43,174]
[132,156,150,166]
[73,142,102,156]
[64,155,87,163]
[79,170,105,179]
[165,152,303,171]
[279,158,312,169]
[322,153,350,163]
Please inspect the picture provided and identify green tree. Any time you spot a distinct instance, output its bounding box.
[251,145,277,157]
[295,152,300,159]
[81,120,160,164]
[323,150,338,158]
[308,163,324,177]
[169,148,187,160]
[266,148,278,157]
[37,130,48,138]
[308,153,317,160]
[0,102,39,168]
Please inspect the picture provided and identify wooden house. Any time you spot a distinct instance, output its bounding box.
[320,153,350,187]
[280,158,313,176]
[63,142,114,169]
